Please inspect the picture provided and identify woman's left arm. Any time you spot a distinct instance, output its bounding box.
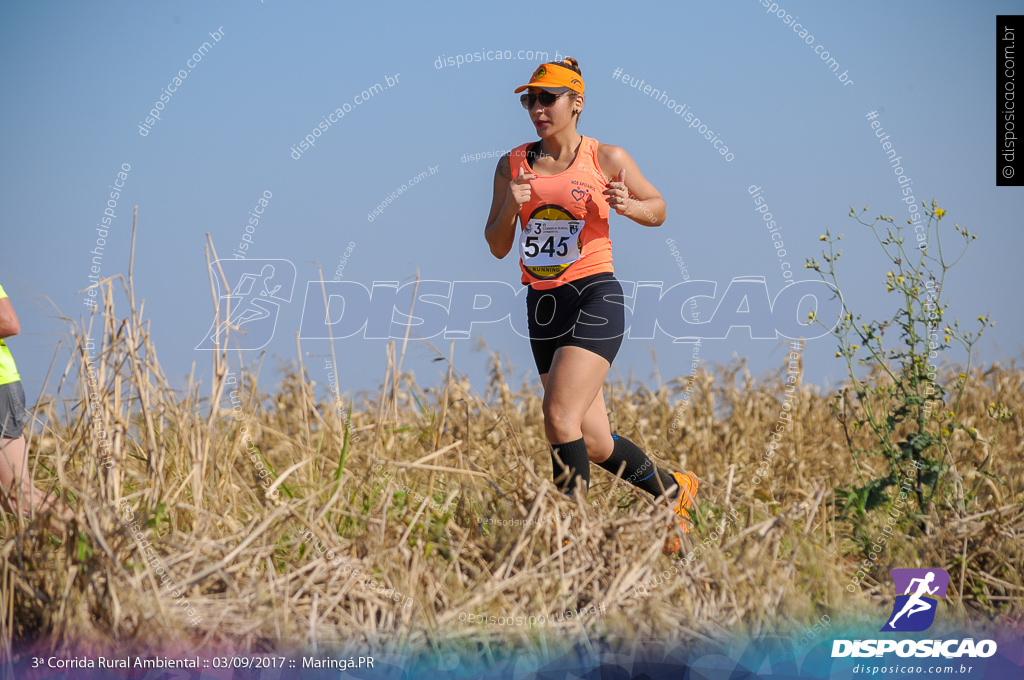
[598,144,666,227]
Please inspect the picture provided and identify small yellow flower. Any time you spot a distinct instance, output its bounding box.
[935,208,946,219]
[944,335,950,342]
[977,316,985,322]
[941,429,950,437]
[819,235,827,241]
[835,352,841,358]
[886,272,893,278]
[807,311,816,320]
[897,276,905,283]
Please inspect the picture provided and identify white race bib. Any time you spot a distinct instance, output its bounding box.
[519,218,583,278]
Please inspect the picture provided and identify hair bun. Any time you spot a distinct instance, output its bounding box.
[560,57,581,75]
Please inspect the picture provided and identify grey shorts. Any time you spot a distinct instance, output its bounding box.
[0,381,27,439]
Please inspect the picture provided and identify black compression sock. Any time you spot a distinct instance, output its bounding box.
[550,438,590,497]
[597,434,677,498]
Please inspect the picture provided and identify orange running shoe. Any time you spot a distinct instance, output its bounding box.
[663,471,700,555]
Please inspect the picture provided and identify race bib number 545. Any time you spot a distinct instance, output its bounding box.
[520,218,583,279]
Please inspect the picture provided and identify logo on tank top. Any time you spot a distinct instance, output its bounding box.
[519,204,584,280]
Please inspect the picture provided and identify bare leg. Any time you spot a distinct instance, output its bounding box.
[0,435,70,519]
[579,387,614,464]
[540,365,614,465]
[537,346,612,494]
[539,346,611,446]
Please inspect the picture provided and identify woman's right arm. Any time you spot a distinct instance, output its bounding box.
[484,154,534,259]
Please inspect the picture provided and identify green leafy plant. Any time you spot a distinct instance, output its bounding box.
[806,201,991,522]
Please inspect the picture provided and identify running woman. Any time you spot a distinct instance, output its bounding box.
[483,58,698,553]
[0,283,70,522]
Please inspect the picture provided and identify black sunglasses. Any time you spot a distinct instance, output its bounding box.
[520,90,567,109]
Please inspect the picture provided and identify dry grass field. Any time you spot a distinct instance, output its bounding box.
[1,279,1021,665]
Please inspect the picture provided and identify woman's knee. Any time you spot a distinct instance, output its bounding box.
[543,401,581,442]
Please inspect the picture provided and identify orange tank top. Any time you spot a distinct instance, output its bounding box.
[511,136,613,289]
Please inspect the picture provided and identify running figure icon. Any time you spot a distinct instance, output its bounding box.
[881,568,949,632]
[212,265,281,344]
[888,571,939,628]
[195,259,296,351]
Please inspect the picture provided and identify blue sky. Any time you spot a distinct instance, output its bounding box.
[2,0,1021,407]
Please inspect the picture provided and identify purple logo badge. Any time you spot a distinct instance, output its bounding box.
[881,568,950,632]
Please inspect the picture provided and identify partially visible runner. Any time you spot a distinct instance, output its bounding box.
[483,58,699,553]
[0,283,71,523]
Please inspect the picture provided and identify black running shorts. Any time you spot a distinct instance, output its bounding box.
[525,272,625,375]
